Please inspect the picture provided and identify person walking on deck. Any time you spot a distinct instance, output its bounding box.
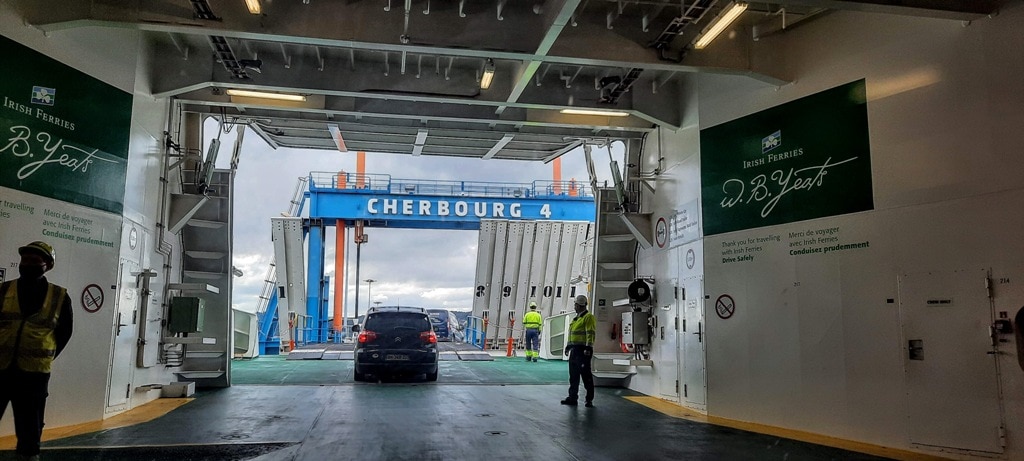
[522,302,542,362]
[561,295,595,407]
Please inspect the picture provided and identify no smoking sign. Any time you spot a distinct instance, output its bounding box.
[81,284,105,313]
[715,294,735,320]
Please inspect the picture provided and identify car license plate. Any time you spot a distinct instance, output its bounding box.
[385,354,409,361]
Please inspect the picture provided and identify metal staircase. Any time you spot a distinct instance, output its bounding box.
[589,186,655,386]
[166,168,234,388]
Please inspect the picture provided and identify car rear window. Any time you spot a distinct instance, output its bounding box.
[365,312,431,331]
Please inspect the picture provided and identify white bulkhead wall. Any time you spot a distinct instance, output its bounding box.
[0,3,178,433]
[636,5,1024,459]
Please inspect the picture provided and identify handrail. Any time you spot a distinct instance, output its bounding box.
[308,171,592,198]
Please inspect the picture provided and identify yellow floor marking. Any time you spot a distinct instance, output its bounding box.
[0,398,192,449]
[625,396,952,461]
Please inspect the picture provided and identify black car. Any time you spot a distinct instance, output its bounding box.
[354,306,439,382]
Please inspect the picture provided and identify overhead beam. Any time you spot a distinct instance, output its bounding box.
[498,0,582,115]
[33,16,784,81]
[482,134,516,160]
[175,99,655,134]
[753,0,1000,20]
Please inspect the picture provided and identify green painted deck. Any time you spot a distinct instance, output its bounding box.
[232,354,569,385]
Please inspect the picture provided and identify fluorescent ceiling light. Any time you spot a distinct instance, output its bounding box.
[693,2,748,50]
[225,89,306,102]
[560,108,630,117]
[245,0,262,14]
[327,124,348,152]
[480,59,495,90]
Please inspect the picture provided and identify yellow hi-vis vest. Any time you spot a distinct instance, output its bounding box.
[567,311,596,348]
[0,281,66,373]
[523,310,543,330]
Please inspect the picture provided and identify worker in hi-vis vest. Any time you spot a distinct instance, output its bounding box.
[0,241,74,461]
[561,295,596,407]
[522,301,543,362]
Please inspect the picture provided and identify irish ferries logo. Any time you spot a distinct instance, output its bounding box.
[761,130,781,154]
[31,86,55,106]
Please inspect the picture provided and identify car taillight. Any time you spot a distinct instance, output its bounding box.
[358,330,377,344]
[420,331,437,344]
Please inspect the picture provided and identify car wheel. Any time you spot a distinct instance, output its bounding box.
[426,369,438,382]
[354,370,367,382]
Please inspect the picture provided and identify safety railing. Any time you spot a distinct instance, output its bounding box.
[464,316,487,349]
[294,326,346,346]
[308,172,592,199]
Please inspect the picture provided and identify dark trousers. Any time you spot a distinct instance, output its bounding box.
[524,329,540,353]
[566,346,594,403]
[0,368,51,456]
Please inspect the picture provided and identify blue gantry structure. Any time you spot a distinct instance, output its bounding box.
[257,172,595,354]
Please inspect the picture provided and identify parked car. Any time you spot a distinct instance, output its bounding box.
[354,306,438,381]
[426,308,464,342]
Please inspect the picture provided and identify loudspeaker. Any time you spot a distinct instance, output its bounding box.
[627,279,652,303]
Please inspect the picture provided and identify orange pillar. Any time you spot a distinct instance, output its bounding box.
[552,157,562,194]
[505,314,516,357]
[333,171,347,332]
[356,151,366,188]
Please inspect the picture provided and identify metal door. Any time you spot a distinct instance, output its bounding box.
[899,269,1003,453]
[682,274,707,407]
[106,259,139,411]
[657,276,681,400]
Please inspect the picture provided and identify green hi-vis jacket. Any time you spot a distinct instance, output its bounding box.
[523,310,543,330]
[567,311,596,348]
[0,281,67,373]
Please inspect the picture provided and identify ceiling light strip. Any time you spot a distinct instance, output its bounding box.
[693,2,748,50]
[560,108,631,117]
[480,59,496,89]
[226,89,306,102]
[244,0,261,15]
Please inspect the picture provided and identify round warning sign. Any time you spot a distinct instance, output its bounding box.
[81,284,105,313]
[655,217,668,248]
[715,294,735,320]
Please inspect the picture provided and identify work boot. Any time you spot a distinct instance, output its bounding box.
[560,398,577,406]
[585,401,595,408]
[525,356,532,362]
[533,357,538,362]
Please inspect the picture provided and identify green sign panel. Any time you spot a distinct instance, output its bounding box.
[0,34,132,214]
[700,80,873,235]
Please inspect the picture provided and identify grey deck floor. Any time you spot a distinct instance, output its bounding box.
[2,356,895,461]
